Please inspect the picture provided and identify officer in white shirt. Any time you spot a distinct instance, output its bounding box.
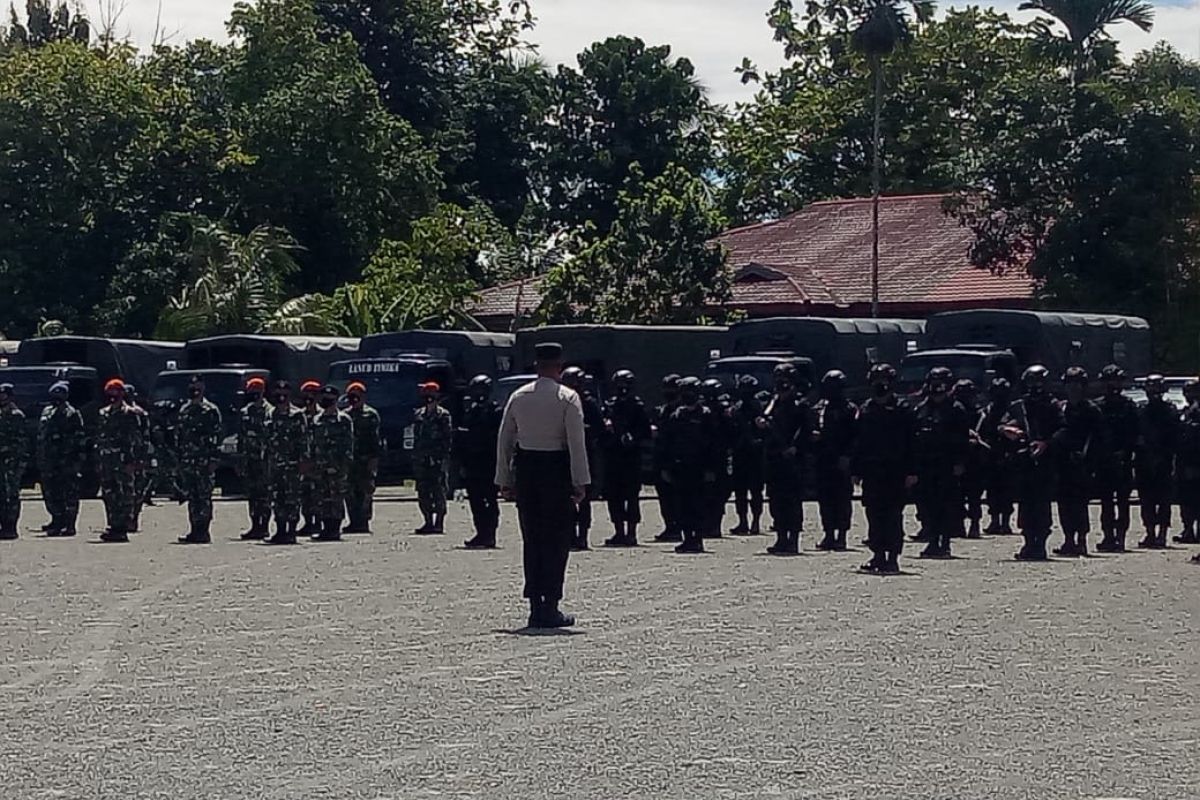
[496,343,591,629]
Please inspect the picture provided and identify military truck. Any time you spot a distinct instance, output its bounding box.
[514,325,728,406]
[184,335,360,386]
[898,348,1020,395]
[705,354,816,395]
[358,330,515,390]
[15,336,185,393]
[0,364,101,494]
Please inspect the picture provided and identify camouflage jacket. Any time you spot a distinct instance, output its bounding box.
[0,404,28,474]
[311,408,353,472]
[413,404,453,463]
[96,402,146,468]
[266,404,309,467]
[38,402,86,470]
[238,401,272,463]
[177,399,223,464]
[349,404,382,462]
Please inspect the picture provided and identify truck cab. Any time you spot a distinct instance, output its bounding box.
[898,348,1019,395]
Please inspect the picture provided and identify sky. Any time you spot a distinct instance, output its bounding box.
[88,0,1200,105]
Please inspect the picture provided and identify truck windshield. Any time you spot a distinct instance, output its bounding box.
[327,362,426,409]
[152,373,247,411]
[899,354,989,387]
[0,368,94,408]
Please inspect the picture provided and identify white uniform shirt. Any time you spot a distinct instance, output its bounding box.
[495,377,591,488]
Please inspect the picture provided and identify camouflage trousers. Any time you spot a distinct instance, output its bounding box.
[178,464,215,526]
[415,460,447,517]
[244,458,272,521]
[101,466,136,531]
[0,466,22,528]
[157,451,180,498]
[40,466,80,526]
[346,462,377,526]
[315,465,348,523]
[301,472,318,521]
[269,461,303,525]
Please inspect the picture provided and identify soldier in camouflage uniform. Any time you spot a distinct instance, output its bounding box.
[412,381,453,534]
[176,377,223,545]
[38,381,86,537]
[124,384,152,532]
[238,377,273,541]
[150,396,181,501]
[344,381,382,533]
[298,380,322,534]
[0,383,27,540]
[265,381,309,546]
[97,380,146,544]
[310,385,354,541]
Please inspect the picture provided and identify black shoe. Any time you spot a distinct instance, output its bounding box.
[342,524,371,534]
[413,523,434,534]
[911,528,931,543]
[675,537,705,554]
[603,531,625,547]
[1138,536,1164,550]
[1014,547,1047,562]
[528,602,576,629]
[815,533,836,551]
[55,527,77,538]
[241,529,268,541]
[40,521,56,532]
[984,519,1002,535]
[766,534,787,555]
[749,521,763,535]
[653,530,682,543]
[918,545,940,559]
[100,529,129,543]
[0,528,17,541]
[1172,531,1198,544]
[266,531,297,545]
[178,532,211,545]
[729,522,750,535]
[1095,537,1118,553]
[881,558,901,574]
[298,519,319,536]
[966,521,982,539]
[860,557,884,573]
[570,534,590,551]
[464,535,497,549]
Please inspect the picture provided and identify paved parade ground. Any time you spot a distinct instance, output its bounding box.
[1,492,1198,800]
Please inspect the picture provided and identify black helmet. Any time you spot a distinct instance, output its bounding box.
[1100,364,1126,382]
[1144,373,1166,394]
[678,376,702,400]
[1184,379,1200,403]
[701,378,723,399]
[737,375,759,392]
[953,378,977,395]
[773,362,797,381]
[989,377,1012,401]
[868,363,896,383]
[561,366,585,389]
[925,367,954,393]
[821,369,846,398]
[1022,365,1050,392]
[1063,366,1089,386]
[662,373,681,390]
[469,374,493,395]
[613,369,636,389]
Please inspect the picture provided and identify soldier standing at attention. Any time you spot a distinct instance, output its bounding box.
[1176,380,1200,546]
[762,363,816,556]
[124,384,152,531]
[176,377,223,545]
[38,381,85,537]
[661,377,719,554]
[728,375,767,537]
[561,367,602,550]
[852,364,916,574]
[602,370,652,547]
[1054,367,1101,557]
[952,379,986,539]
[311,385,354,541]
[652,375,683,542]
[457,375,503,549]
[344,381,381,534]
[700,378,733,539]
[912,368,969,560]
[980,378,1017,535]
[96,380,144,544]
[1004,365,1063,562]
[0,384,27,540]
[495,343,590,628]
[813,370,857,552]
[1094,365,1138,552]
[150,394,181,501]
[265,381,309,546]
[238,377,273,541]
[412,382,452,535]
[298,380,322,534]
[1135,374,1178,549]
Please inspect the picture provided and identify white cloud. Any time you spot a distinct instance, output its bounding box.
[85,0,1200,105]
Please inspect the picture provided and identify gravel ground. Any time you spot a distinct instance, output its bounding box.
[0,491,1197,800]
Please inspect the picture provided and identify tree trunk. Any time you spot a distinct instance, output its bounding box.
[871,56,883,319]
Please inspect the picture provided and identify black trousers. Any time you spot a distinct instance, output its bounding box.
[465,468,500,538]
[606,454,642,527]
[1095,464,1132,538]
[767,475,803,535]
[732,451,765,521]
[986,458,1016,518]
[515,450,574,602]
[655,473,677,532]
[917,466,959,551]
[1137,463,1174,531]
[862,473,906,556]
[816,461,852,533]
[674,473,707,537]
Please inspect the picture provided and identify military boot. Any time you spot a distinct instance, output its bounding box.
[860,553,885,572]
[464,531,497,549]
[1053,532,1079,557]
[1096,533,1119,553]
[266,520,297,546]
[766,531,787,555]
[43,516,63,537]
[241,516,268,541]
[729,515,750,536]
[832,530,848,551]
[1172,523,1197,544]
[179,520,211,545]
[653,527,681,543]
[815,531,836,551]
[413,514,435,534]
[0,524,17,541]
[57,518,78,537]
[313,518,342,542]
[603,521,627,548]
[100,527,129,543]
[1137,533,1160,549]
[749,515,762,536]
[781,530,801,555]
[881,553,901,574]
[966,519,982,539]
[984,516,1002,536]
[674,532,704,554]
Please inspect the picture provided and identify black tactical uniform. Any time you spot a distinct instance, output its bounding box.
[979,378,1017,535]
[1093,365,1139,552]
[1007,365,1064,561]
[1176,381,1200,546]
[661,378,720,554]
[813,370,857,551]
[1136,374,1178,549]
[764,364,816,556]
[653,375,683,542]
[562,368,604,551]
[1054,368,1102,557]
[701,378,733,539]
[851,364,915,574]
[456,375,503,549]
[602,370,652,547]
[953,379,986,539]
[912,368,970,559]
[729,376,767,536]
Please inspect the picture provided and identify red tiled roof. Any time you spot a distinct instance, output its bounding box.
[470,276,544,319]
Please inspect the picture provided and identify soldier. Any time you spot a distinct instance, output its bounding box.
[700,378,733,539]
[176,377,223,545]
[310,385,354,541]
[264,382,309,545]
[0,383,26,540]
[728,375,767,536]
[456,375,503,549]
[238,377,273,541]
[37,381,85,537]
[96,380,145,544]
[912,368,969,559]
[298,380,322,534]
[602,369,652,547]
[763,363,816,556]
[150,395,181,501]
[953,379,986,539]
[813,370,857,551]
[660,377,720,554]
[1136,374,1178,549]
[979,378,1018,535]
[412,381,452,535]
[562,367,602,550]
[1094,365,1138,552]
[1054,367,1101,557]
[852,364,916,574]
[1004,365,1063,561]
[1176,380,1200,545]
[124,384,152,531]
[652,374,683,542]
[344,381,381,534]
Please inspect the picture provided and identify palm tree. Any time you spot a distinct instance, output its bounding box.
[1018,0,1154,86]
[851,0,935,318]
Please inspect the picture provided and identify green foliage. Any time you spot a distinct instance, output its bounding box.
[540,164,730,325]
[3,1,89,49]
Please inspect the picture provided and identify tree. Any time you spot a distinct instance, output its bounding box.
[539,164,731,325]
[1018,0,1153,86]
[3,0,89,49]
[539,36,715,241]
